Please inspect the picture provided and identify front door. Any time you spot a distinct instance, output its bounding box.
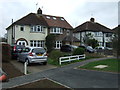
[17,41,26,46]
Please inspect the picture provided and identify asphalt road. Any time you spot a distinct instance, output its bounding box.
[2,57,119,89]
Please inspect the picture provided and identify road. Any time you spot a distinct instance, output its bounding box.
[2,57,119,89]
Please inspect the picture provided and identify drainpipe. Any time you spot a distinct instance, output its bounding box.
[11,19,13,45]
[103,32,105,47]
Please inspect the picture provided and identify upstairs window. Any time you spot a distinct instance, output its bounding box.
[60,18,64,21]
[46,16,50,19]
[95,32,102,37]
[50,27,63,34]
[53,17,57,20]
[20,26,24,31]
[31,25,43,33]
[106,33,112,37]
[66,30,70,35]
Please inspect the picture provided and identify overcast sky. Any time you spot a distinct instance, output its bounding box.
[0,0,119,37]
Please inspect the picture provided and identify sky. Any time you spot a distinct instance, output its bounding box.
[0,0,119,37]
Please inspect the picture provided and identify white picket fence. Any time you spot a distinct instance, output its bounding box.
[59,54,85,65]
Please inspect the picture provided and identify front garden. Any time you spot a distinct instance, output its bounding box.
[78,58,119,73]
[47,49,105,66]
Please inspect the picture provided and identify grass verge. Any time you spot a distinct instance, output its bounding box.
[78,58,120,73]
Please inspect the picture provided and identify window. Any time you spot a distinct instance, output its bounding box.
[53,17,57,20]
[106,33,112,37]
[60,18,64,21]
[20,26,24,31]
[66,30,70,35]
[46,16,50,19]
[95,32,102,36]
[55,41,62,49]
[31,25,43,33]
[50,27,63,34]
[30,40,33,47]
[30,40,44,47]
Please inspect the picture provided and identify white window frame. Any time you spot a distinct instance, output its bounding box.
[55,41,62,49]
[17,41,26,46]
[31,25,43,33]
[50,27,63,34]
[30,40,44,47]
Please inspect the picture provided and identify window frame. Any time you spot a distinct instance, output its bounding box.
[20,25,24,31]
[55,41,62,49]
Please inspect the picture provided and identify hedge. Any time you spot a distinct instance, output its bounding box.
[2,43,11,62]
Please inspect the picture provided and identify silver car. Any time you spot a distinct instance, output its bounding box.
[17,47,48,65]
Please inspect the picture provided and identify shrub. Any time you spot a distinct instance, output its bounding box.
[73,47,85,55]
[45,34,56,53]
[49,50,63,62]
[2,43,11,62]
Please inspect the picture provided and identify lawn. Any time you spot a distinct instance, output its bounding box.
[79,58,120,73]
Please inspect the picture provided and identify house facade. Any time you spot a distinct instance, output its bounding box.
[73,18,113,47]
[7,8,79,49]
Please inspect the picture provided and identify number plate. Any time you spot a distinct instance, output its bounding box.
[37,54,42,56]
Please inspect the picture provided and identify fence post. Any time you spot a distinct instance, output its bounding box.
[59,58,61,65]
[77,55,79,60]
[24,62,27,75]
[69,57,71,62]
[84,54,85,58]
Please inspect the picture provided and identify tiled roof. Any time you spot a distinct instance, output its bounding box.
[112,25,119,33]
[42,14,73,29]
[6,13,73,29]
[74,18,113,33]
[62,35,80,42]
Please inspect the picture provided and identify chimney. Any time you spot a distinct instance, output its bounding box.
[37,8,42,14]
[90,18,95,22]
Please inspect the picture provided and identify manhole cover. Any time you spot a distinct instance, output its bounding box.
[94,65,108,69]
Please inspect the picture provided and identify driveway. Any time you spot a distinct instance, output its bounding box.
[10,60,57,73]
[2,57,119,89]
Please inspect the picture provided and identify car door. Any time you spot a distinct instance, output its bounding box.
[19,47,30,62]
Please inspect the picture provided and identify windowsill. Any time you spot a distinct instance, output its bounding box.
[94,36,103,37]
[30,31,45,34]
[50,32,63,34]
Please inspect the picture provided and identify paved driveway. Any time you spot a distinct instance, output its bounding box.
[10,60,57,73]
[2,57,119,89]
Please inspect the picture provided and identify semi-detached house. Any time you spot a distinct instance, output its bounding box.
[73,18,113,47]
[6,8,79,49]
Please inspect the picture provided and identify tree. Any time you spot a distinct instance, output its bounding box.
[111,25,120,59]
[83,33,99,48]
[45,34,56,53]
[87,39,99,48]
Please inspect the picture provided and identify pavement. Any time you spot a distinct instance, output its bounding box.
[2,57,119,89]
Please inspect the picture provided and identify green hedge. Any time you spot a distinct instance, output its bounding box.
[73,47,85,55]
[2,43,11,62]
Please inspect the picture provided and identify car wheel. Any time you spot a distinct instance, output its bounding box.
[43,62,47,65]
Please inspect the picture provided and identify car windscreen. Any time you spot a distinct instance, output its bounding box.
[32,48,45,54]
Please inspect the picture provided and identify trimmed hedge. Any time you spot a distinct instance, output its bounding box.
[73,47,85,55]
[2,43,11,62]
